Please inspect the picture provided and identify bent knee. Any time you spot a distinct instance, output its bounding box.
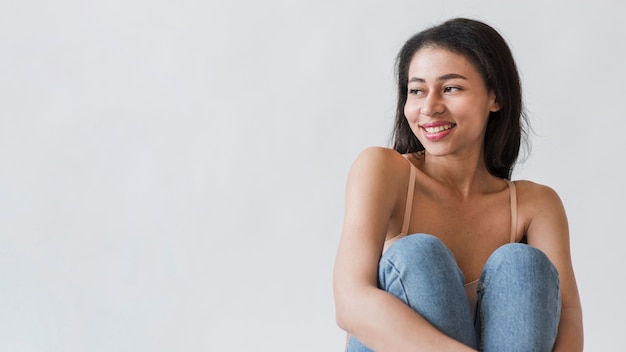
[383,234,447,257]
[381,234,457,269]
[483,243,559,281]
[489,243,550,265]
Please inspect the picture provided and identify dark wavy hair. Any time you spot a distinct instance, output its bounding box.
[392,18,528,179]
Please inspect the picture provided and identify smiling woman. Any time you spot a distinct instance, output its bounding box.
[332,18,583,351]
[404,48,499,154]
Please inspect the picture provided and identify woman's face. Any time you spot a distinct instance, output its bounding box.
[404,46,499,158]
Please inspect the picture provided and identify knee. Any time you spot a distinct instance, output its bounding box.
[382,234,450,265]
[483,244,559,284]
[380,234,460,277]
[487,243,552,267]
[478,244,562,344]
[378,234,467,305]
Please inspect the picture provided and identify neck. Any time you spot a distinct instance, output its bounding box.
[421,150,497,198]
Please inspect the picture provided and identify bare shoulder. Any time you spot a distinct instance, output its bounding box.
[514,180,568,245]
[514,180,565,212]
[352,146,410,169]
[344,147,412,226]
[348,147,411,184]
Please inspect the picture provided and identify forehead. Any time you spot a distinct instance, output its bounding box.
[407,47,481,80]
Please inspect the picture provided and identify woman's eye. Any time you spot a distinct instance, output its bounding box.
[444,86,461,93]
[409,88,424,95]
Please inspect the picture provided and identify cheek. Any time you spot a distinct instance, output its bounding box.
[404,100,418,122]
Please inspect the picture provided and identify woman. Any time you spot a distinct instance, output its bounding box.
[333,18,583,351]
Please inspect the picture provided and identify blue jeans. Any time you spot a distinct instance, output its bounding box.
[347,234,561,351]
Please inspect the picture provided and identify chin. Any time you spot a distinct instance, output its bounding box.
[422,146,451,157]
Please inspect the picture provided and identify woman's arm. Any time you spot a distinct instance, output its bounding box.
[333,147,476,351]
[524,183,584,351]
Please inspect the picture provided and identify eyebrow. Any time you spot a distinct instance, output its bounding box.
[408,73,468,83]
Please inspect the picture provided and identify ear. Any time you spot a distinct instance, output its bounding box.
[489,92,501,112]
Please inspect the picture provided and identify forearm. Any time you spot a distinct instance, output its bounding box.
[337,286,476,352]
[552,307,583,352]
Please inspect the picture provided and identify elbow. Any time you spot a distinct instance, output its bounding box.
[333,270,374,333]
[334,290,360,333]
[335,306,351,332]
[333,286,353,331]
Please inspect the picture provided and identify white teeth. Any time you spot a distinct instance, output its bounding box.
[424,124,453,133]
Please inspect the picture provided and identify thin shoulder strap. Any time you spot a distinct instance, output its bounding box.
[507,180,518,243]
[399,156,416,236]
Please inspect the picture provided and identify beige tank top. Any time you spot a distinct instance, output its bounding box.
[383,155,518,315]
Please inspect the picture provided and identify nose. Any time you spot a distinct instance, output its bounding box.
[420,92,445,117]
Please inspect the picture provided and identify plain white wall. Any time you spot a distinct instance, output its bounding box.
[1,0,625,350]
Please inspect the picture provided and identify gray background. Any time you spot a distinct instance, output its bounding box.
[1,0,625,351]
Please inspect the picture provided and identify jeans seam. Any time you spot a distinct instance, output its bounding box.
[380,258,410,306]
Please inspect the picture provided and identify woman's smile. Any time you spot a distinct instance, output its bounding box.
[420,122,456,140]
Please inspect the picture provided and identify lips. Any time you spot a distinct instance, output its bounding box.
[420,122,456,141]
[423,124,455,134]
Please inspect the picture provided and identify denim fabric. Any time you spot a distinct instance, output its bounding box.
[346,234,561,352]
